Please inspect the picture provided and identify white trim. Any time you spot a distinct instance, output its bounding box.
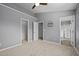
[0,43,22,52]
[33,22,38,41]
[20,18,29,42]
[43,21,44,41]
[0,4,37,20]
[60,15,76,46]
[60,17,62,45]
[20,18,22,44]
[43,40,76,48]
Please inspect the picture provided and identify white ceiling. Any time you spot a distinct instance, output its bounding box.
[15,3,34,12]
[33,3,79,13]
[13,3,79,13]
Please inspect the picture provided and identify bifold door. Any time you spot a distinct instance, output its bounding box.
[33,22,38,41]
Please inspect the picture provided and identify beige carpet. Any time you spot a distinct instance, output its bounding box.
[61,40,72,47]
[0,40,78,56]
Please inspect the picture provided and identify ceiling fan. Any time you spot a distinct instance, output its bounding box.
[32,3,47,9]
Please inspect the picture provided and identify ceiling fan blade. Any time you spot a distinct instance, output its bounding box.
[32,3,47,9]
[40,3,47,5]
[32,5,36,9]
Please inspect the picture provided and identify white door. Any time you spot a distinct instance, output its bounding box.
[33,22,38,40]
[60,15,75,47]
[71,15,75,47]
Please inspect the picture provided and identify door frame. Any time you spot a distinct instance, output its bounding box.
[60,15,76,47]
[20,18,29,43]
[60,17,71,44]
[60,17,62,44]
[38,21,44,40]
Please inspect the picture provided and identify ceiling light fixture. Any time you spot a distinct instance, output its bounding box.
[32,3,48,9]
[35,3,39,6]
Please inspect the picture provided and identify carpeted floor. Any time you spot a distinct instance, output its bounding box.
[0,40,78,56]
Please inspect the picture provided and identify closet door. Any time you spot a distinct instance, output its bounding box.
[33,22,38,40]
[60,15,75,47]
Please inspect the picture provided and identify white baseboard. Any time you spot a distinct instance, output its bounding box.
[0,43,22,52]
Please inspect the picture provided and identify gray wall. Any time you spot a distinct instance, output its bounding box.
[22,21,28,41]
[36,11,75,43]
[0,4,37,49]
[76,6,79,48]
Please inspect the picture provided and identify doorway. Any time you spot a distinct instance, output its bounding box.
[38,22,43,40]
[60,15,75,47]
[21,19,28,43]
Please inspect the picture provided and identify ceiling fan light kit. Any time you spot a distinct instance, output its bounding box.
[32,3,47,9]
